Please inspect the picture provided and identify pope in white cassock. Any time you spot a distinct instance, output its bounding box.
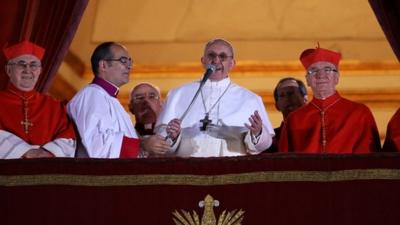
[156,39,275,157]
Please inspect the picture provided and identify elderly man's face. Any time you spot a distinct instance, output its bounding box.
[6,54,42,91]
[201,42,235,81]
[306,61,339,99]
[129,84,162,124]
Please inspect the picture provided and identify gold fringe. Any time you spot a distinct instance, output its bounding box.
[1,169,400,187]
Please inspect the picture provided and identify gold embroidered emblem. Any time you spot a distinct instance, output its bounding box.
[172,194,245,225]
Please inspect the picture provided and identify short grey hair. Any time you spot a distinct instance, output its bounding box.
[204,38,234,57]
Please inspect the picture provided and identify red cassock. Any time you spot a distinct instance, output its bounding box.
[279,92,381,153]
[383,108,400,152]
[0,83,75,146]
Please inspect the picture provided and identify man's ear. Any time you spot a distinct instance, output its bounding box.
[334,72,339,85]
[98,60,108,72]
[303,95,308,103]
[305,75,311,87]
[275,101,281,112]
[128,102,136,114]
[5,64,11,77]
[229,58,236,69]
[200,56,207,67]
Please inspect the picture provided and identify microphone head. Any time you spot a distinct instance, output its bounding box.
[201,65,215,84]
[207,64,216,72]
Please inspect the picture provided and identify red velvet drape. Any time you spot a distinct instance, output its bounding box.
[1,154,400,225]
[0,0,88,92]
[369,0,400,61]
[0,0,27,90]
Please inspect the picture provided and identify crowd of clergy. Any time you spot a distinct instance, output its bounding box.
[1,39,400,159]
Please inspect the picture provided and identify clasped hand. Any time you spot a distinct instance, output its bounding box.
[166,118,181,141]
[22,148,54,158]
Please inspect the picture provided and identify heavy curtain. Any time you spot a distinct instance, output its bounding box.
[369,0,400,61]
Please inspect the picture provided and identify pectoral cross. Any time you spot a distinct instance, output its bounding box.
[21,99,33,134]
[200,113,212,131]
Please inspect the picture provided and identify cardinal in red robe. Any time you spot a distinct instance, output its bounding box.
[279,46,381,153]
[383,108,400,152]
[0,40,75,159]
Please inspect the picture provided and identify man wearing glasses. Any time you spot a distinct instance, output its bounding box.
[0,40,76,158]
[279,46,381,153]
[128,83,171,157]
[129,83,163,137]
[156,38,275,157]
[68,42,170,158]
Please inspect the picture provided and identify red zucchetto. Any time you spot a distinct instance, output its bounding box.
[299,46,341,69]
[3,40,45,60]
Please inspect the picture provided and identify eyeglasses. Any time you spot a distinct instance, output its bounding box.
[307,67,338,76]
[104,56,133,67]
[205,52,233,62]
[8,61,41,71]
[132,92,160,103]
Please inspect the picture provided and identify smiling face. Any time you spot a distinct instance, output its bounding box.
[201,40,236,81]
[306,61,339,99]
[99,44,132,87]
[5,54,42,91]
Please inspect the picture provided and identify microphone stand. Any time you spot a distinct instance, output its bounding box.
[164,65,216,141]
[179,65,215,121]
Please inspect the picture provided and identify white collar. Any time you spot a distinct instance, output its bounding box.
[204,77,231,88]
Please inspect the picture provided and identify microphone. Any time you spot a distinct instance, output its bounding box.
[200,64,216,84]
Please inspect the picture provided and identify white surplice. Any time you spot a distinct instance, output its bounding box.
[0,130,75,159]
[156,77,274,157]
[67,84,138,158]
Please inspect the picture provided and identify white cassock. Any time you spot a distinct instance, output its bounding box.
[67,84,138,158]
[156,77,274,157]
